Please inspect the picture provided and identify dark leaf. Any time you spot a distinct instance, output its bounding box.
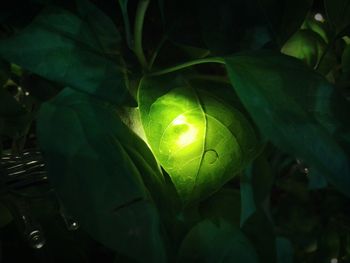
[0,4,135,106]
[37,88,166,262]
[225,51,350,197]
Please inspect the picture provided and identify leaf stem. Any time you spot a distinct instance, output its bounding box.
[134,0,150,69]
[147,57,225,76]
[149,35,168,69]
[118,0,133,50]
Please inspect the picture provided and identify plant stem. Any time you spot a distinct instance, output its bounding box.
[149,35,168,70]
[147,57,225,76]
[134,0,150,69]
[118,0,133,50]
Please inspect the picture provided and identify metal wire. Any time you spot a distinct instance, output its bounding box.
[1,148,49,192]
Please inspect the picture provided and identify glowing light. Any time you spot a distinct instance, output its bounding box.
[171,115,198,147]
[330,258,338,263]
[177,126,198,147]
[172,114,187,125]
[314,13,325,22]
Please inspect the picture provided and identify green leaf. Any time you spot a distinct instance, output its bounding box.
[282,29,337,75]
[301,14,331,43]
[225,51,350,197]
[281,30,327,68]
[37,88,166,263]
[75,0,122,55]
[198,0,312,54]
[138,74,259,204]
[177,219,259,263]
[325,0,350,36]
[0,5,135,106]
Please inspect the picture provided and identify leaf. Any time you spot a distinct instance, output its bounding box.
[301,14,331,43]
[138,74,259,204]
[225,51,350,197]
[281,30,327,68]
[37,88,166,263]
[0,4,135,106]
[177,219,259,263]
[325,0,350,36]
[198,0,312,55]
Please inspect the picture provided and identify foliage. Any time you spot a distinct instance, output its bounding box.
[0,0,349,262]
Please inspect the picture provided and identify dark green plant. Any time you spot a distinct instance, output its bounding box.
[0,0,349,262]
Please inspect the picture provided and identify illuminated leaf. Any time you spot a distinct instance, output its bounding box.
[138,75,259,204]
[281,29,326,67]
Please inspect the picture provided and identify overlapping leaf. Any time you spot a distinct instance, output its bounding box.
[37,88,166,262]
[225,51,350,197]
[0,0,134,106]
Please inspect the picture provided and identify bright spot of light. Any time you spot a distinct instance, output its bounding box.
[25,91,30,96]
[330,258,338,263]
[177,126,197,147]
[172,114,198,147]
[173,114,186,125]
[314,13,325,22]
